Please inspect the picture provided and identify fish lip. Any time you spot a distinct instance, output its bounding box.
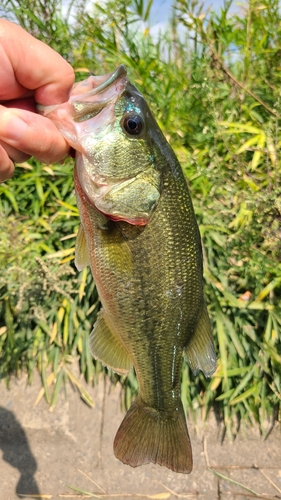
[74,65,127,98]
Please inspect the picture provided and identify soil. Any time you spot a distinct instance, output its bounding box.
[0,371,280,500]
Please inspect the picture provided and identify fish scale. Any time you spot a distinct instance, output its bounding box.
[39,64,216,474]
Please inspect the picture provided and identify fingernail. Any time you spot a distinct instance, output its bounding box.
[5,116,28,141]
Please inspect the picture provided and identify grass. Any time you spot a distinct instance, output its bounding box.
[0,0,280,435]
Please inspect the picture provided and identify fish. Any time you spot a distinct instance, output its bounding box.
[39,65,216,474]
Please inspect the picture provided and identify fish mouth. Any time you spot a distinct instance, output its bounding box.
[37,65,129,160]
[70,65,128,122]
[37,65,128,124]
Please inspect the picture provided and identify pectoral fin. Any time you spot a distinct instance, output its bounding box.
[75,224,90,271]
[90,310,132,375]
[183,303,216,377]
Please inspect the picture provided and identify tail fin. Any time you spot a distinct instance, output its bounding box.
[113,397,192,474]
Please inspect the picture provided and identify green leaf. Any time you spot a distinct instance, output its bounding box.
[216,311,228,386]
[220,121,263,134]
[0,186,18,211]
[229,383,261,405]
[256,278,281,302]
[236,134,262,154]
[215,388,235,401]
[50,368,64,408]
[229,365,257,402]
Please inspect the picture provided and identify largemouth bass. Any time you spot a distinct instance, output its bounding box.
[39,65,216,474]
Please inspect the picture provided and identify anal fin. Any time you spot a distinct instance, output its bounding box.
[183,302,216,377]
[90,310,132,375]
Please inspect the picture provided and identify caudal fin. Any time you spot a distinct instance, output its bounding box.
[113,398,192,474]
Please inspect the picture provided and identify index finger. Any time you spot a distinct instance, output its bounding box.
[0,19,75,105]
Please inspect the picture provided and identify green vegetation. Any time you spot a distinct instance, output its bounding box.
[0,0,280,436]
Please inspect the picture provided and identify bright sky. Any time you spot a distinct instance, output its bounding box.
[150,0,240,23]
[62,0,241,31]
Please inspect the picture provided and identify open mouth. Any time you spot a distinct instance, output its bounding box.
[70,65,128,122]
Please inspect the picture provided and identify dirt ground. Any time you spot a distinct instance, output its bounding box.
[0,370,280,500]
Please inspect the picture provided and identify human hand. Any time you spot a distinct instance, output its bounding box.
[0,19,75,183]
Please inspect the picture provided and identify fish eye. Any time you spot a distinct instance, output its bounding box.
[122,114,143,136]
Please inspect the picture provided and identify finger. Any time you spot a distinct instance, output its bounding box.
[0,20,75,104]
[0,145,14,183]
[1,97,37,113]
[0,140,31,163]
[0,106,71,164]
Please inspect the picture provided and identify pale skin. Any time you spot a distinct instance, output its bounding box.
[0,19,75,183]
